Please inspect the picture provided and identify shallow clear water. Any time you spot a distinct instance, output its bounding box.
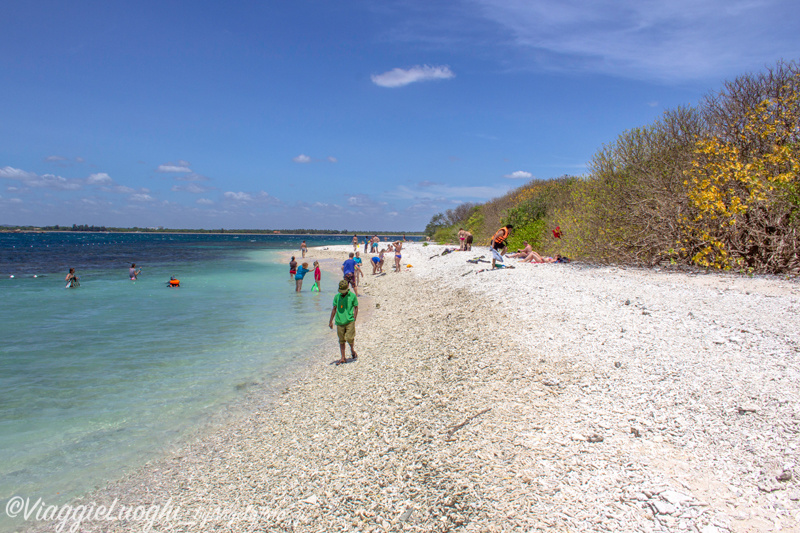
[0,232,414,529]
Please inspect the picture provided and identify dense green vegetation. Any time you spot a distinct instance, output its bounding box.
[425,60,800,275]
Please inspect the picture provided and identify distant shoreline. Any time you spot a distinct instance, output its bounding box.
[1,229,425,236]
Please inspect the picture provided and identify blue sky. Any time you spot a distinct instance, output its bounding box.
[2,0,798,231]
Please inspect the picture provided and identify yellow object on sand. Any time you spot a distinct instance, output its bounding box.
[406,264,413,268]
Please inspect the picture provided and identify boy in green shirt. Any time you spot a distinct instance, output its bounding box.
[329,279,359,365]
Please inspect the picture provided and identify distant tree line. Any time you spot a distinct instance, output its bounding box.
[1,225,423,235]
[426,59,800,275]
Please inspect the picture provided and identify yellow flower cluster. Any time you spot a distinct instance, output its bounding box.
[682,79,800,270]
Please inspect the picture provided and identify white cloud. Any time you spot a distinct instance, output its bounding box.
[197,198,214,205]
[504,170,533,179]
[174,173,210,182]
[224,191,253,202]
[172,183,210,194]
[10,198,23,204]
[390,182,510,202]
[99,184,136,194]
[86,172,113,184]
[0,167,82,190]
[130,194,155,202]
[327,156,338,163]
[157,161,192,172]
[293,154,312,163]
[45,155,67,162]
[371,65,455,88]
[347,195,371,207]
[0,166,37,180]
[470,0,800,81]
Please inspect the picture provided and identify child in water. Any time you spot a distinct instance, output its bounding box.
[312,261,321,291]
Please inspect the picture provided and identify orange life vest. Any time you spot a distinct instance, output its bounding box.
[493,227,509,244]
[169,279,180,286]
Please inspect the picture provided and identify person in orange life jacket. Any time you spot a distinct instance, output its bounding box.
[489,224,513,269]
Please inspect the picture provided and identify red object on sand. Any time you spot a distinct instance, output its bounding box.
[552,226,562,239]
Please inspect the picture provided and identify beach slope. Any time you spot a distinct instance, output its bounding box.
[39,243,799,532]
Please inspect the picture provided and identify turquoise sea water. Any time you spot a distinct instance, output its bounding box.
[0,232,416,530]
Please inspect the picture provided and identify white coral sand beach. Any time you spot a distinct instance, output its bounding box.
[35,242,800,532]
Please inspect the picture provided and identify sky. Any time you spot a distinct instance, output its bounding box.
[2,0,799,231]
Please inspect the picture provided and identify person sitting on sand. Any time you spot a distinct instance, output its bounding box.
[507,241,533,258]
[520,251,556,263]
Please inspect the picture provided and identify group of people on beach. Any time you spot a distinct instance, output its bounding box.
[489,224,567,268]
[289,257,321,292]
[290,236,407,294]
[293,236,410,366]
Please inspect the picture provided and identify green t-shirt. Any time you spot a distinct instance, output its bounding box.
[332,292,358,325]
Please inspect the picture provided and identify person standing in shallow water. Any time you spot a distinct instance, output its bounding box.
[289,256,297,280]
[295,262,311,292]
[129,263,141,280]
[65,268,79,288]
[312,260,321,291]
[329,279,358,365]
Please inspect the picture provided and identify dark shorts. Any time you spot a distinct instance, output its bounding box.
[492,241,505,251]
[466,235,473,244]
[344,272,356,287]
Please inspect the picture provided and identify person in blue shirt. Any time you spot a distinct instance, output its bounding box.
[295,262,311,292]
[341,253,359,296]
